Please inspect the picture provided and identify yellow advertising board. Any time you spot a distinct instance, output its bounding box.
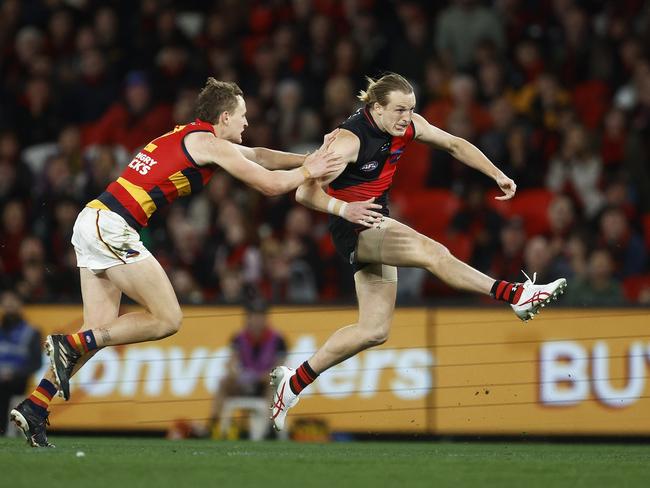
[431,308,650,435]
[21,306,650,435]
[23,306,432,433]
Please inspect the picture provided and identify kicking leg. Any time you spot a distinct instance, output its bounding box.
[374,218,566,320]
[370,218,494,294]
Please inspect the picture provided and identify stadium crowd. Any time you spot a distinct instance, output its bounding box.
[1,0,649,306]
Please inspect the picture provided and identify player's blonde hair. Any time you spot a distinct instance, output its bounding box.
[358,73,413,107]
[195,77,243,124]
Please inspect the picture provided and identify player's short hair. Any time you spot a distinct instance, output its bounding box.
[195,78,243,124]
[358,72,413,107]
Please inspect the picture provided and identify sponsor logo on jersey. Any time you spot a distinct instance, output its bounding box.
[389,147,404,164]
[360,161,379,172]
[128,152,158,175]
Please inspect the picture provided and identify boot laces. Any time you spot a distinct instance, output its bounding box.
[521,270,537,288]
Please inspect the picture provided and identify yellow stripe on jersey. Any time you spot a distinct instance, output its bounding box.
[144,142,157,152]
[116,177,157,218]
[87,199,110,211]
[168,171,192,197]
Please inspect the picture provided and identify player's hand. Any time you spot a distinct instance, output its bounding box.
[343,197,384,227]
[303,147,343,179]
[494,173,517,200]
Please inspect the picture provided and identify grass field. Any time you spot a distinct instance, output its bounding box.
[1,437,649,488]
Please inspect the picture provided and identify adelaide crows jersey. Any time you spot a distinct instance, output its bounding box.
[87,119,216,230]
[327,107,416,213]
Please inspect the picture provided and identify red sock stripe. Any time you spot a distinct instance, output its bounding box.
[301,365,316,382]
[296,366,311,384]
[66,335,78,350]
[36,386,54,400]
[290,375,302,394]
[29,395,48,409]
[80,334,89,353]
[513,285,524,304]
[496,281,507,300]
[503,283,514,302]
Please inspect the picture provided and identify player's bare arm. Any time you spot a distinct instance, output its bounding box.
[185,132,341,196]
[411,113,517,200]
[295,129,384,227]
[234,144,307,170]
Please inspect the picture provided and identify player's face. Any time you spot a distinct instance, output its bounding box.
[376,91,416,136]
[224,95,248,143]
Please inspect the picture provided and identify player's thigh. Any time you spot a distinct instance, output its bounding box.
[358,217,447,268]
[79,267,121,328]
[104,256,181,320]
[354,266,397,335]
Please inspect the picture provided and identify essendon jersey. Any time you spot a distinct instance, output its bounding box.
[87,119,216,229]
[328,107,416,212]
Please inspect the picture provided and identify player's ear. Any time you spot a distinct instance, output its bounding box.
[220,111,230,126]
[373,101,382,114]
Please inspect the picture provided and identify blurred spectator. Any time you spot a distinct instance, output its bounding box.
[490,217,526,283]
[423,74,493,134]
[0,290,42,436]
[0,131,32,206]
[600,107,627,171]
[546,123,605,218]
[60,48,118,124]
[83,70,173,153]
[170,269,204,304]
[523,235,564,284]
[435,0,505,71]
[564,248,626,306]
[449,183,503,272]
[0,201,28,278]
[545,194,577,261]
[389,3,430,81]
[208,298,286,434]
[597,206,647,278]
[14,77,61,147]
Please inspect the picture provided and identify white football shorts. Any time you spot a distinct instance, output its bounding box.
[71,207,151,273]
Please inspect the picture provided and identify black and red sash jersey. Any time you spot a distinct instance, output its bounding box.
[87,119,216,230]
[327,107,416,213]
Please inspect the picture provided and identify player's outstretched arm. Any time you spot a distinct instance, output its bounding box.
[295,130,384,227]
[412,113,517,200]
[234,129,341,170]
[234,144,307,170]
[185,133,341,196]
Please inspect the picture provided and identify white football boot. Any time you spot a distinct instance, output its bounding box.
[511,271,567,322]
[269,366,300,432]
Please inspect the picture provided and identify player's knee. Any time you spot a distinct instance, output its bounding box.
[422,238,451,270]
[363,326,390,348]
[158,306,183,338]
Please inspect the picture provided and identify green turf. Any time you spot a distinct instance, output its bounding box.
[1,437,649,488]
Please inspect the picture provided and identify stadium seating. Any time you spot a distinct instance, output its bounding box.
[397,189,461,240]
[486,188,554,236]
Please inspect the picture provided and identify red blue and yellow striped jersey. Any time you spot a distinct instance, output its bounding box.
[87,119,216,229]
